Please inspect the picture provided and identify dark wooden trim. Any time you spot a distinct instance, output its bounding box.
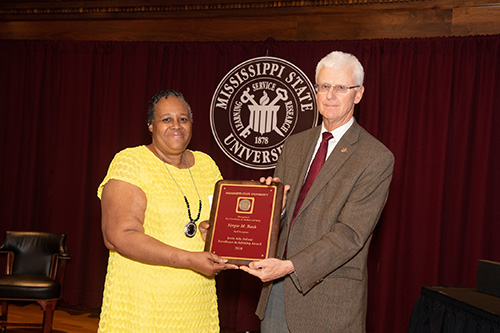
[0,0,499,41]
[0,0,429,21]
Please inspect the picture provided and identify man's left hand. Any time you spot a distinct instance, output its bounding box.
[239,258,294,282]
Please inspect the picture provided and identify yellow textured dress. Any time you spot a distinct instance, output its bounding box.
[97,146,222,332]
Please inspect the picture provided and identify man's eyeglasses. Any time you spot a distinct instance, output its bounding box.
[314,83,360,94]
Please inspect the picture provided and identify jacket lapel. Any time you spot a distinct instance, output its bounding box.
[285,126,322,225]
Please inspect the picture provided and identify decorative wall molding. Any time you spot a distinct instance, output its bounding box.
[1,0,499,41]
[0,0,427,20]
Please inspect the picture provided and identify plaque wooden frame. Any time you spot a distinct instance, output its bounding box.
[204,179,283,266]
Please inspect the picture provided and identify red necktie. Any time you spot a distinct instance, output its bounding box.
[291,131,333,222]
[284,132,333,258]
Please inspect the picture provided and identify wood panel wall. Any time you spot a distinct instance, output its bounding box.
[1,0,500,42]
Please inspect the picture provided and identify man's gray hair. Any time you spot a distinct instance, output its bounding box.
[315,51,364,86]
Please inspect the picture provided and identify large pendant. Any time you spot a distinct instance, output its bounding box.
[184,221,197,238]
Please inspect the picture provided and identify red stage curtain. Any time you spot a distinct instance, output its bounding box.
[1,36,499,332]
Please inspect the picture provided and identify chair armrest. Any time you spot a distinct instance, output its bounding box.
[59,251,72,260]
[0,250,14,274]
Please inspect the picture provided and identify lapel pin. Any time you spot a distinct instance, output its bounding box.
[341,148,348,153]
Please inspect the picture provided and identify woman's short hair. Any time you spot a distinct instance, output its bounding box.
[146,90,193,126]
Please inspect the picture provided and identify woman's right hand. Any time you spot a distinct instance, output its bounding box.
[189,252,238,276]
[102,179,239,274]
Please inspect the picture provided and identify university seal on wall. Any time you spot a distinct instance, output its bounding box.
[210,56,318,169]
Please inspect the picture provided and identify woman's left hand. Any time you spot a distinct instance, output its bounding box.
[199,220,211,242]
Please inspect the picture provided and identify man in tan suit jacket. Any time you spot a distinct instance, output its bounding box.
[240,51,394,332]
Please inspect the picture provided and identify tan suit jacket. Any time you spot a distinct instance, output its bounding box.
[256,120,394,332]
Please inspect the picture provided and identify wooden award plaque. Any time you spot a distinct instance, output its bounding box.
[204,180,283,266]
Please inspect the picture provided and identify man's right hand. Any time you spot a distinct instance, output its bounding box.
[260,176,290,211]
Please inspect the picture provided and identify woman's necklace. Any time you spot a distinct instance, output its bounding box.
[156,151,202,238]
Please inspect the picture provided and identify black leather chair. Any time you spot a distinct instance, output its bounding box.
[0,231,71,333]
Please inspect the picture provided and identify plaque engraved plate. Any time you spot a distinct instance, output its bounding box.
[205,180,283,266]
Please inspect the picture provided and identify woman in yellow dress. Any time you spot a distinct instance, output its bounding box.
[97,90,235,332]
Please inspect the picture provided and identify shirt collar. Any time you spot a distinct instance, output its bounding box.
[321,117,354,142]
